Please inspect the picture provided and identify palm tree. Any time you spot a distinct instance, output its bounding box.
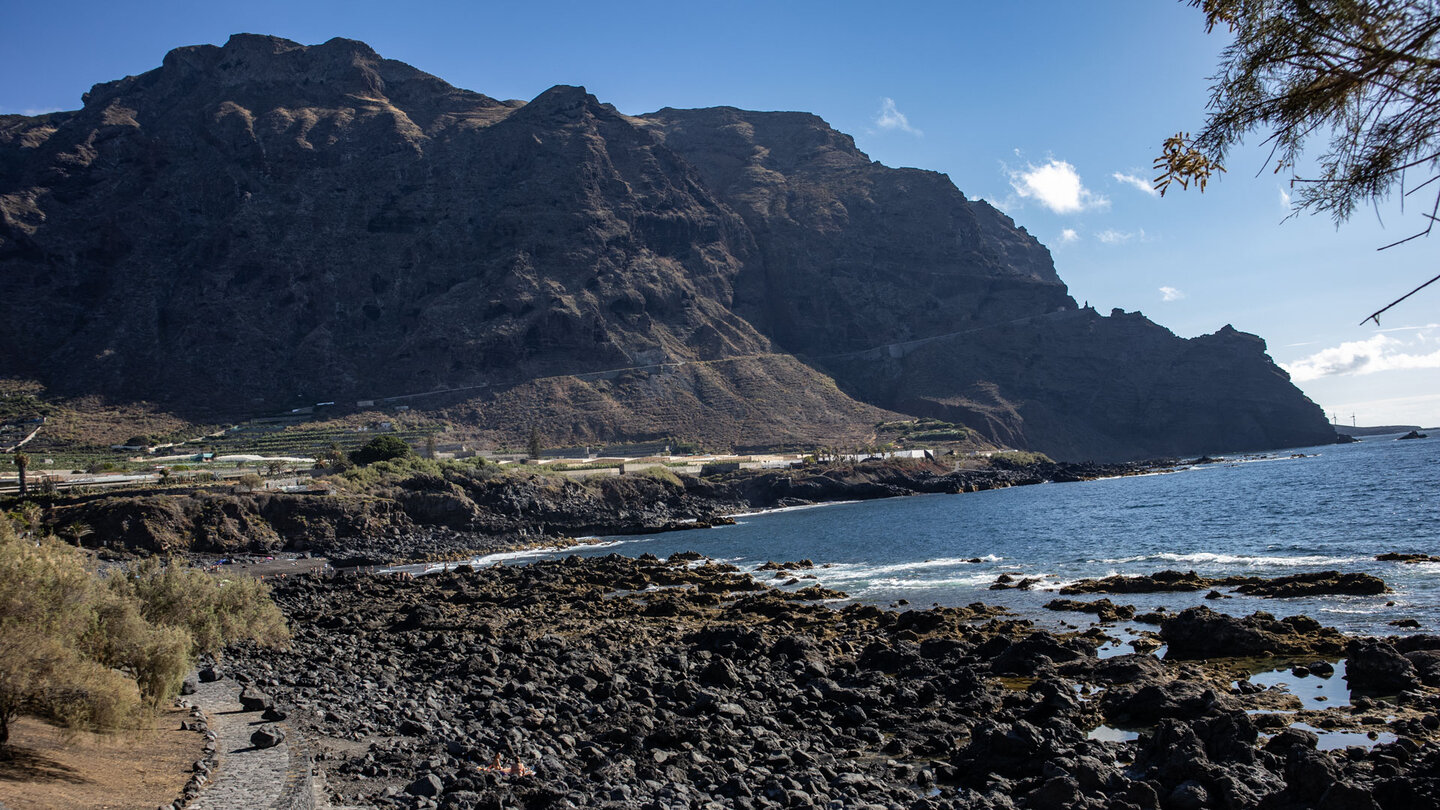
[12,451,28,497]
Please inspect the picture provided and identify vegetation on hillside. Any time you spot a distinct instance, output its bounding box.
[348,435,415,466]
[0,509,288,754]
[985,450,1055,469]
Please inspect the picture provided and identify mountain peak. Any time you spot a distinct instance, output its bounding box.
[0,37,1336,460]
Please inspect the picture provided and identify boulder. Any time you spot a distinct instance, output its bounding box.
[238,685,271,712]
[1042,598,1136,623]
[1345,639,1420,694]
[1101,678,1238,725]
[1160,607,1347,659]
[1404,650,1440,687]
[250,725,285,749]
[406,773,444,797]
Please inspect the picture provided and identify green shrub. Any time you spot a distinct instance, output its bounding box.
[634,466,682,487]
[108,558,290,658]
[987,450,1054,469]
[349,435,414,466]
[0,522,142,747]
[0,516,289,750]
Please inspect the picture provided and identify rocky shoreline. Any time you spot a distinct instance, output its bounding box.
[41,458,1162,563]
[216,554,1440,810]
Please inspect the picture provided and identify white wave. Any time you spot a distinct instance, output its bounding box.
[815,557,1000,583]
[727,500,861,519]
[853,573,1000,590]
[386,538,636,573]
[1090,552,1363,567]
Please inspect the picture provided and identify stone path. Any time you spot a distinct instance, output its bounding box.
[184,677,316,810]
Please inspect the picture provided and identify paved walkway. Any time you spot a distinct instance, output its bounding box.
[184,677,315,810]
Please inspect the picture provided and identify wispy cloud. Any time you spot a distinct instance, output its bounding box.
[1060,228,1079,243]
[1113,171,1159,197]
[1279,186,1292,208]
[1008,159,1107,215]
[875,98,922,136]
[1282,333,1440,381]
[1159,286,1185,302]
[1376,323,1440,334]
[0,106,61,116]
[1095,228,1145,244]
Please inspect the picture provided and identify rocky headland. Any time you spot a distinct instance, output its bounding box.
[43,458,1157,562]
[0,34,1339,460]
[212,555,1440,809]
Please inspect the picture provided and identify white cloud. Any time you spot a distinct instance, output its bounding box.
[1060,228,1079,243]
[1113,172,1159,197]
[0,106,61,116]
[1159,286,1185,302]
[1282,333,1440,382]
[875,98,922,136]
[1095,228,1145,244]
[1279,186,1292,208]
[1008,159,1108,214]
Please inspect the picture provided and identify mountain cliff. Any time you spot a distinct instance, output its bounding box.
[0,35,1338,459]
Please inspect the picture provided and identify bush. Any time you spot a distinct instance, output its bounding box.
[349,435,414,466]
[0,516,289,751]
[107,558,289,659]
[987,450,1054,469]
[634,466,683,487]
[0,521,144,747]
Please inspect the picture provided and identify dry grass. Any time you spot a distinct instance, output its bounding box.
[0,709,199,809]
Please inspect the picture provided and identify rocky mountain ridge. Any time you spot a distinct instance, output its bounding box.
[0,34,1338,459]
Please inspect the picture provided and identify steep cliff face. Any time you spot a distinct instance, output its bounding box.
[822,308,1334,461]
[0,35,1338,458]
[0,35,770,408]
[641,108,1336,460]
[641,107,1073,354]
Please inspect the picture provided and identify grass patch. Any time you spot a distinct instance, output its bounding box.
[986,450,1054,468]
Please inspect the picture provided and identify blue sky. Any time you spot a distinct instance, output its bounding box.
[4,0,1438,426]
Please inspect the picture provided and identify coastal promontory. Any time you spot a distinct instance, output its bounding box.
[0,34,1337,459]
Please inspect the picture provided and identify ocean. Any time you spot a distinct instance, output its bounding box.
[451,433,1440,637]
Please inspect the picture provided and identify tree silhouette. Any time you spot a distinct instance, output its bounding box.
[12,451,27,497]
[1157,0,1440,321]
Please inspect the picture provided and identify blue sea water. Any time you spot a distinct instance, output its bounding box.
[460,434,1440,637]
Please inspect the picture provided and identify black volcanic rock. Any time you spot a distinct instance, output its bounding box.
[0,35,1338,458]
